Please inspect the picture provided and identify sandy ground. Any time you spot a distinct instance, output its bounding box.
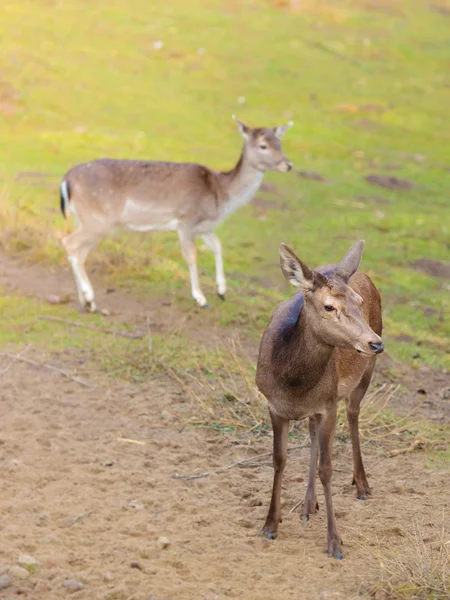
[0,254,449,600]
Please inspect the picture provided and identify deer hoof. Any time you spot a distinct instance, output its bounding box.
[217,293,225,301]
[258,527,277,540]
[202,303,211,309]
[328,553,344,560]
[300,515,309,521]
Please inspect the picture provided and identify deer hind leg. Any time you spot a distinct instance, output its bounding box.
[301,415,319,520]
[200,232,226,300]
[177,228,208,307]
[318,405,343,559]
[259,412,289,540]
[62,228,101,312]
[346,360,376,500]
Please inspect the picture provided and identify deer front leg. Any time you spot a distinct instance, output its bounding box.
[200,232,226,300]
[346,363,375,499]
[318,406,343,559]
[301,415,319,520]
[177,227,208,307]
[259,411,289,540]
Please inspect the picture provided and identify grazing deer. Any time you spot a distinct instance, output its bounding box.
[255,241,383,558]
[59,117,293,312]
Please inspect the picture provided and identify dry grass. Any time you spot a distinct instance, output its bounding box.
[371,513,449,599]
[166,338,267,435]
[166,338,432,450]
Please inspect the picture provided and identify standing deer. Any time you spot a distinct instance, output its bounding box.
[59,117,293,312]
[255,241,383,558]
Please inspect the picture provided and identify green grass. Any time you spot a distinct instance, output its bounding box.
[0,0,449,368]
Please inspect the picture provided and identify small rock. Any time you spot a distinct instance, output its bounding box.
[249,498,263,507]
[10,566,30,580]
[128,500,144,510]
[35,582,49,592]
[103,460,114,467]
[156,536,171,549]
[106,287,116,294]
[18,554,40,567]
[103,572,114,583]
[153,40,164,50]
[63,579,85,591]
[130,561,143,570]
[100,308,111,316]
[0,575,10,590]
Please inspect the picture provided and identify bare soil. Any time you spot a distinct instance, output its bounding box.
[0,254,449,600]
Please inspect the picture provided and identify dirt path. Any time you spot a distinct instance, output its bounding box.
[0,358,447,600]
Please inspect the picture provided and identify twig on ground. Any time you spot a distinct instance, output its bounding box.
[0,343,32,376]
[0,352,96,388]
[117,437,147,445]
[172,443,309,481]
[38,315,145,339]
[387,438,427,457]
[289,499,304,514]
[59,511,93,528]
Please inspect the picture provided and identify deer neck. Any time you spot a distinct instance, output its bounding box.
[274,304,335,392]
[218,149,264,219]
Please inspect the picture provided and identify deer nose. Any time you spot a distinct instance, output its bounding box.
[368,341,384,355]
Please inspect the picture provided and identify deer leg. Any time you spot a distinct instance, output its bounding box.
[200,232,226,300]
[63,228,101,312]
[177,228,208,307]
[318,405,343,559]
[346,361,375,500]
[301,416,319,520]
[259,412,289,540]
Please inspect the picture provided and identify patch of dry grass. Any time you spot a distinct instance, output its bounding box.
[166,338,434,452]
[371,514,449,599]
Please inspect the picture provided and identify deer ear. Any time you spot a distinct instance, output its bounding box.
[232,115,251,138]
[279,243,313,289]
[274,121,294,138]
[336,240,365,281]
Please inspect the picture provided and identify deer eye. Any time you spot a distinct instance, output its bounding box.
[324,305,335,312]
[259,143,268,150]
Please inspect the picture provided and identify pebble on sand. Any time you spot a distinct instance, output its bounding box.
[156,536,171,549]
[63,579,85,591]
[0,574,11,590]
[18,554,40,567]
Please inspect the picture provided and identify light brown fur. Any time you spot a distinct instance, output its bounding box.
[255,241,383,558]
[60,118,293,311]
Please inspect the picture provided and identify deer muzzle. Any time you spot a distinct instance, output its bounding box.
[278,158,293,172]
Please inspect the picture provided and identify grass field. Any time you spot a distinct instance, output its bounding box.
[1,0,449,367]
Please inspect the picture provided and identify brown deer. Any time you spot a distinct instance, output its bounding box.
[255,241,383,558]
[59,117,293,312]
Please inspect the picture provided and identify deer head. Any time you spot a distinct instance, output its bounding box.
[279,241,384,356]
[233,116,293,173]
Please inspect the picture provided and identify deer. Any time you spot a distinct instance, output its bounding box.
[59,117,293,313]
[255,240,384,559]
